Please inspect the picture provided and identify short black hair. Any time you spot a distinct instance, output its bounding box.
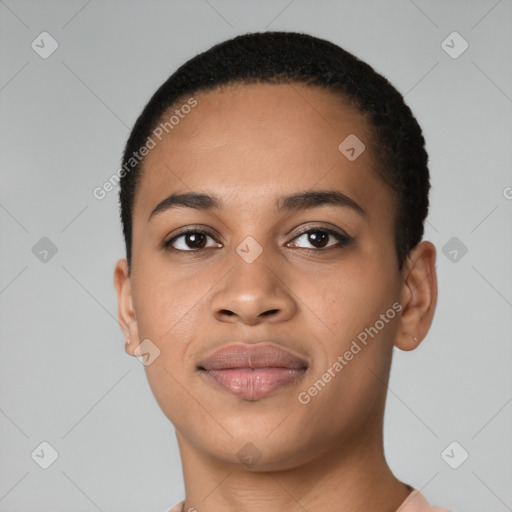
[119,31,430,273]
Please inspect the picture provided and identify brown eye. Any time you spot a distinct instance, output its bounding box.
[306,231,329,248]
[288,228,352,250]
[183,232,207,249]
[164,229,221,252]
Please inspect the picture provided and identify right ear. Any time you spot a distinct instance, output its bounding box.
[113,258,140,356]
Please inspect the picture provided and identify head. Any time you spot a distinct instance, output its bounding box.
[114,31,437,470]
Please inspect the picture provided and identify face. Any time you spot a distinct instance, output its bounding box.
[115,83,429,470]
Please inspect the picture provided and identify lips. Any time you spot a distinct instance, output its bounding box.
[198,342,308,400]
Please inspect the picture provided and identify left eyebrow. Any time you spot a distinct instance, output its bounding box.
[148,189,366,221]
[276,190,366,218]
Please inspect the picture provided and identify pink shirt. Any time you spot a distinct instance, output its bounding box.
[165,488,452,511]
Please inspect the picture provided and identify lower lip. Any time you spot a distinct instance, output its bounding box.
[200,367,306,400]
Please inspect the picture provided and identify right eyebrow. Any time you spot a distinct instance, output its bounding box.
[148,192,223,221]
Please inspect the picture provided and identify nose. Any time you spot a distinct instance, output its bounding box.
[210,248,297,326]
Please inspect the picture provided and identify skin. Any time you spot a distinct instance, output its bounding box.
[114,82,437,512]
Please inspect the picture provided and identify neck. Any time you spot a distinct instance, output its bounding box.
[174,408,411,512]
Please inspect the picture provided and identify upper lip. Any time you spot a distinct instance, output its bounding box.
[198,342,308,371]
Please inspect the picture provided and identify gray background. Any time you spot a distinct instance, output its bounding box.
[1,0,511,511]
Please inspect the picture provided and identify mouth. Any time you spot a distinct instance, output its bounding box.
[197,342,308,401]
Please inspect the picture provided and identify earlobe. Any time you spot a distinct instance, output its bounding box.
[113,258,140,356]
[395,333,421,351]
[394,241,438,352]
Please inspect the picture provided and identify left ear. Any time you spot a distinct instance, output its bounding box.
[395,241,438,351]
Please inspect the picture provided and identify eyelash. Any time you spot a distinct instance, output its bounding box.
[163,226,353,252]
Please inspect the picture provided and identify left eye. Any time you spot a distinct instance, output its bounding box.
[287,228,352,250]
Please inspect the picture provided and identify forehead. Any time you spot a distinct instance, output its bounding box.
[133,82,393,226]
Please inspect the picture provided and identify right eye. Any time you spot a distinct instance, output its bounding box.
[163,229,222,252]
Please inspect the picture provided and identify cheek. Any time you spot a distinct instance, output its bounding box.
[132,264,208,341]
[300,262,388,334]
[300,266,397,381]
[295,282,396,437]
[132,269,205,426]
[130,262,219,386]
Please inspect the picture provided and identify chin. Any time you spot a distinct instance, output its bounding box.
[192,424,317,470]
[216,441,314,472]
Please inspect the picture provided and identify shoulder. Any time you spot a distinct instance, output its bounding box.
[163,502,183,512]
[397,488,452,512]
